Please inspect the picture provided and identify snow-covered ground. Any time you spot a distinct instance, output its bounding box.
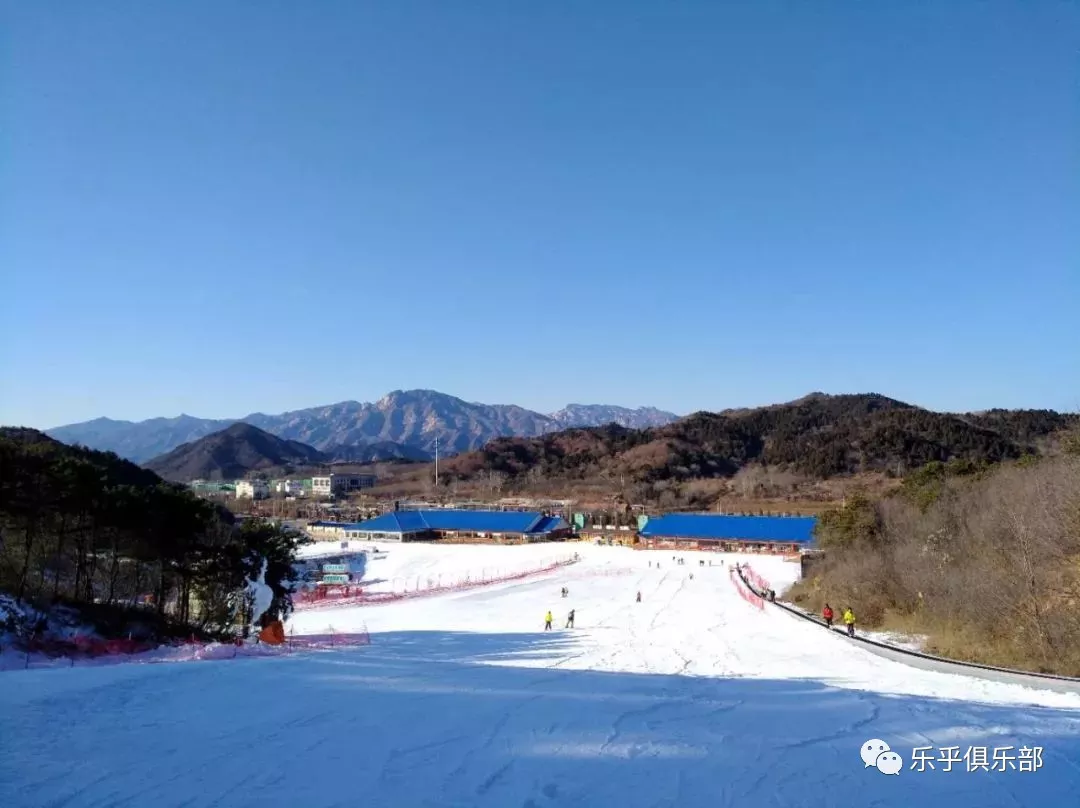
[3,543,1079,807]
[861,629,930,653]
[297,540,579,596]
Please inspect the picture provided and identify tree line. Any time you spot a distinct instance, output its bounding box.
[789,445,1080,676]
[0,428,305,641]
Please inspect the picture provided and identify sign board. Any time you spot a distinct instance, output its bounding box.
[322,563,349,574]
[322,574,350,584]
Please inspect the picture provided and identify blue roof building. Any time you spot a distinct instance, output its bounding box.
[638,514,816,551]
[338,509,571,543]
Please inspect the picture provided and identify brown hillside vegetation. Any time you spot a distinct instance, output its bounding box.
[787,451,1080,676]
[439,395,1076,511]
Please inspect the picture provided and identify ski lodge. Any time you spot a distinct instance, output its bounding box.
[636,514,817,554]
[335,509,572,544]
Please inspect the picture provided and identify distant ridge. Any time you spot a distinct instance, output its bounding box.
[45,390,680,463]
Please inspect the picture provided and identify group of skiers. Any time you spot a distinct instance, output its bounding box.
[650,558,720,570]
[822,603,857,636]
[543,564,859,640]
[544,608,574,630]
[670,555,719,567]
[545,586,575,630]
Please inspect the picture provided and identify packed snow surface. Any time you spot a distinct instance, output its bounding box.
[3,543,1079,807]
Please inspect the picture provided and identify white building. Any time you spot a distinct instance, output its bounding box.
[272,479,309,497]
[235,480,270,499]
[307,521,349,539]
[312,473,377,498]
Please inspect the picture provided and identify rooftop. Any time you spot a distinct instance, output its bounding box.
[351,509,570,535]
[639,514,817,544]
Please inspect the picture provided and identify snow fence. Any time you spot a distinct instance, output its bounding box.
[739,564,771,596]
[293,555,582,611]
[729,565,763,609]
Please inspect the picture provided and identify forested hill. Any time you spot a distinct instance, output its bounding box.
[0,427,302,639]
[442,394,1077,483]
[144,422,327,482]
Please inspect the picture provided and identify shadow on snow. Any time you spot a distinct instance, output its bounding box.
[2,630,1079,808]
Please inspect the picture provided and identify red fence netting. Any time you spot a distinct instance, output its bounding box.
[729,566,764,609]
[739,564,771,595]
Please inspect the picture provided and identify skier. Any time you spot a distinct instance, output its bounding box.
[544,610,553,631]
[566,609,575,629]
[690,573,694,580]
[636,591,642,603]
[822,604,834,628]
[843,606,856,637]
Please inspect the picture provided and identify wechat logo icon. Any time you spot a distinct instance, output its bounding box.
[861,739,903,775]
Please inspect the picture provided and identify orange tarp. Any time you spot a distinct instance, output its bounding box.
[258,620,285,645]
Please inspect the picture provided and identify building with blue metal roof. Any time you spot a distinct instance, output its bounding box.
[338,509,571,544]
[638,513,816,553]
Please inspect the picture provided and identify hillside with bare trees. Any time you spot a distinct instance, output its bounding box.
[787,444,1080,676]
[440,395,1076,502]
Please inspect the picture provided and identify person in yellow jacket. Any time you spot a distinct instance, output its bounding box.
[544,611,553,631]
[843,607,856,637]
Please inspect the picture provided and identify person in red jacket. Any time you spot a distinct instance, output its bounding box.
[822,604,834,628]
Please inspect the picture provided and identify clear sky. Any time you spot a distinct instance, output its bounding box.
[2,1,1077,428]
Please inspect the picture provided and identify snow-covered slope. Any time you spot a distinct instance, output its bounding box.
[297,540,578,596]
[2,544,1079,807]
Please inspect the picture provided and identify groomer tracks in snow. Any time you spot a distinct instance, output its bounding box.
[3,543,1079,808]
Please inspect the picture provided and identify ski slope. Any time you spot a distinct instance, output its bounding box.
[297,539,579,597]
[3,543,1080,807]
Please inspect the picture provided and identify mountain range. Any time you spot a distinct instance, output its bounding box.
[44,390,680,464]
[121,393,1076,486]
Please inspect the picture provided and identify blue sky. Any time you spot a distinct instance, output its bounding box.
[2,1,1077,428]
